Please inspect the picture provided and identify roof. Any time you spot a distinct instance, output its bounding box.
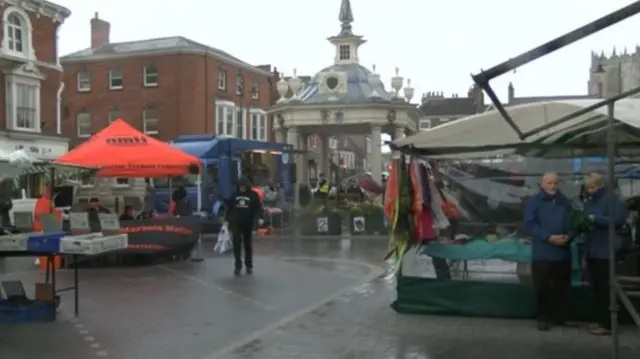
[293,63,393,105]
[509,94,596,105]
[60,36,272,76]
[395,99,640,159]
[171,135,288,159]
[418,97,479,116]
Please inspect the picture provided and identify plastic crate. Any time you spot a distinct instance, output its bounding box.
[0,300,54,323]
[26,232,67,253]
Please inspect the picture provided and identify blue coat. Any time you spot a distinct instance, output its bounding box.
[583,187,628,259]
[524,190,572,261]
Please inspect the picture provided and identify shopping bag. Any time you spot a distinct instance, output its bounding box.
[214,224,233,254]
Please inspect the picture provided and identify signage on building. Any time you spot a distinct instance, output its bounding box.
[0,137,68,160]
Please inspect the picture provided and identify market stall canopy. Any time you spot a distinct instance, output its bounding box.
[394,99,640,159]
[54,119,201,177]
[0,149,98,182]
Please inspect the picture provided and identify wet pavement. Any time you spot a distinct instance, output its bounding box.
[1,236,639,359]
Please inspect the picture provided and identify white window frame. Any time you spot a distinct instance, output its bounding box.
[143,107,158,135]
[215,100,235,136]
[143,65,158,87]
[329,137,338,150]
[109,68,123,90]
[77,70,91,92]
[235,107,245,138]
[113,178,130,188]
[419,119,431,130]
[250,109,266,141]
[77,111,92,138]
[251,80,259,100]
[4,64,43,133]
[1,7,35,61]
[236,74,244,95]
[108,108,121,124]
[218,70,227,90]
[339,45,350,60]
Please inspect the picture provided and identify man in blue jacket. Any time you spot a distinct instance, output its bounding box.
[583,172,628,336]
[524,172,572,331]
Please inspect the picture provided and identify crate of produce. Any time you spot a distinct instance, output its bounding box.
[0,234,29,251]
[0,300,54,323]
[60,233,128,255]
[26,232,66,253]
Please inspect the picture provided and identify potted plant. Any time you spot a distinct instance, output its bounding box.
[299,200,342,235]
[361,202,387,235]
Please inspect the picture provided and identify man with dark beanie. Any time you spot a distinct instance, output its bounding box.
[226,177,263,275]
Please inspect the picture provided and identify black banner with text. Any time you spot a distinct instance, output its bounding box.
[119,216,200,253]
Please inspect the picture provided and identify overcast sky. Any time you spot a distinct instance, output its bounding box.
[55,0,640,102]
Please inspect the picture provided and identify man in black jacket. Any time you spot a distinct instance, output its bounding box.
[226,178,263,275]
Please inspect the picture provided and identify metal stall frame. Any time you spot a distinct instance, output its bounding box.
[471,2,640,357]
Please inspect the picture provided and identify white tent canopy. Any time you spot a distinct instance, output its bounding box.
[394,99,640,158]
[0,149,97,183]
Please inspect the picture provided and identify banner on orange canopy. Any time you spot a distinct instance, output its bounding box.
[54,119,200,178]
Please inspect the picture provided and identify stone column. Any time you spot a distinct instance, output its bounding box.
[298,133,309,185]
[370,125,383,184]
[287,127,301,207]
[274,129,283,143]
[320,133,330,177]
[392,125,405,159]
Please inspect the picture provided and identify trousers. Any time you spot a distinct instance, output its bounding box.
[232,222,253,269]
[587,258,612,330]
[532,260,571,323]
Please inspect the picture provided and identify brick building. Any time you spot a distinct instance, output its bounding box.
[0,0,71,195]
[60,13,278,147]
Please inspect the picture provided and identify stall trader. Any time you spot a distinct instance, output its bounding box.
[582,172,628,336]
[225,177,263,276]
[524,172,572,332]
[87,198,110,233]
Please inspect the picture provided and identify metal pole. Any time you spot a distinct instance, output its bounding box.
[191,173,204,262]
[605,102,619,359]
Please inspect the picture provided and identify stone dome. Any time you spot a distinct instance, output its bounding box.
[295,63,392,104]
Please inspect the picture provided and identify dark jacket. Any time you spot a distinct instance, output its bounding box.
[171,187,192,217]
[226,180,262,226]
[524,190,572,261]
[0,198,13,228]
[583,187,628,259]
[87,206,110,233]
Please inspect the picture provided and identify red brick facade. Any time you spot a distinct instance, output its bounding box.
[0,1,69,135]
[61,15,278,147]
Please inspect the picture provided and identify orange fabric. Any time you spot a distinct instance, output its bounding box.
[39,256,62,270]
[384,160,398,223]
[33,187,62,232]
[54,119,200,177]
[409,164,423,241]
[441,201,462,220]
[252,187,264,200]
[168,200,176,216]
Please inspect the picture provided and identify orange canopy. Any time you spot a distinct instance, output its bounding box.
[55,119,200,177]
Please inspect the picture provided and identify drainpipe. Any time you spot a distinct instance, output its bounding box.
[56,82,65,134]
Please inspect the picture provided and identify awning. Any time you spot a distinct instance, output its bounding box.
[394,99,640,159]
[0,150,98,182]
[55,119,201,177]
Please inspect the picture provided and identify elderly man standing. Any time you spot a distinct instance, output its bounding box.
[582,172,628,336]
[524,172,573,331]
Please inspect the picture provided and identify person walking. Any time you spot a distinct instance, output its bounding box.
[225,178,263,275]
[582,172,628,336]
[524,172,573,331]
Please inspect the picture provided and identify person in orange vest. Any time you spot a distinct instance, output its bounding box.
[34,187,63,270]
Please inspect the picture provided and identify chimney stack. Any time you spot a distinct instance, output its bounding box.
[91,12,110,48]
